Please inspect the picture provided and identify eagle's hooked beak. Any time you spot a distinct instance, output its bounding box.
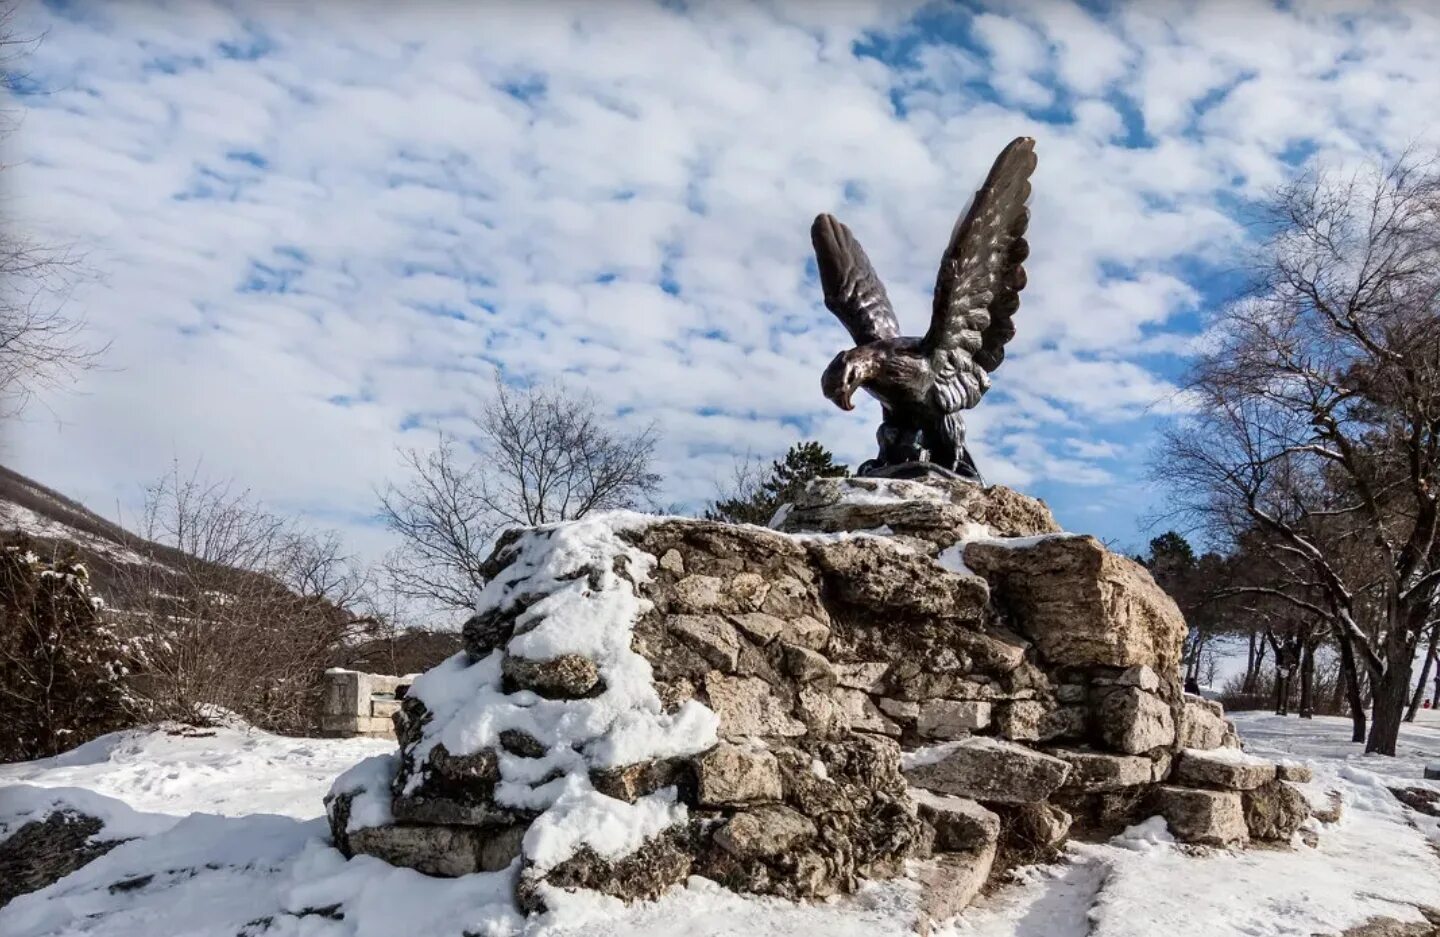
[822,352,859,411]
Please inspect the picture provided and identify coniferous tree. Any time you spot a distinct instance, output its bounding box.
[706,442,848,526]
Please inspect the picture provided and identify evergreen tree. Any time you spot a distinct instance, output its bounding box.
[706,441,848,526]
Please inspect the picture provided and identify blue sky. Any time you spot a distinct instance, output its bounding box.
[4,0,1439,566]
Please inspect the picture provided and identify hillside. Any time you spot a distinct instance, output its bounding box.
[0,463,461,676]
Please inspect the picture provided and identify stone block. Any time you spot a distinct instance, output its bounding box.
[668,614,741,672]
[964,535,1186,674]
[705,673,806,737]
[1173,749,1277,791]
[834,662,889,692]
[1275,760,1313,783]
[918,700,992,739]
[780,642,835,684]
[729,611,785,644]
[911,789,1000,852]
[1242,780,1310,841]
[349,822,525,877]
[695,743,783,806]
[714,804,817,859]
[1149,786,1247,845]
[1178,697,1228,750]
[1098,687,1174,754]
[503,654,601,698]
[878,697,920,721]
[1052,748,1153,792]
[1117,665,1160,691]
[904,737,1070,803]
[994,700,1083,742]
[915,840,997,936]
[837,688,901,736]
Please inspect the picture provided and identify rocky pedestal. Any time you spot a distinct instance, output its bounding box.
[326,475,1312,925]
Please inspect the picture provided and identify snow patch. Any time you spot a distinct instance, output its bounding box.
[397,511,719,871]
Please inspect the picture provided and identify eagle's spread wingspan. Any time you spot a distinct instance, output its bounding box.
[811,213,901,346]
[924,137,1035,416]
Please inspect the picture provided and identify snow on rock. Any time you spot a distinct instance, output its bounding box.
[522,779,686,871]
[340,512,718,881]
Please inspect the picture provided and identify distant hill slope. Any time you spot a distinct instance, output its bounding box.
[0,463,462,674]
[0,464,165,569]
[0,464,249,604]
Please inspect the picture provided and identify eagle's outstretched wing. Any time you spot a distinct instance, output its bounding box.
[924,137,1035,415]
[812,213,900,346]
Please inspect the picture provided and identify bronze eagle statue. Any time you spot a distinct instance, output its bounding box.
[814,136,1035,482]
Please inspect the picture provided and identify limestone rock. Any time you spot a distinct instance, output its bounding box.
[904,737,1071,803]
[911,790,1001,852]
[809,537,988,620]
[695,742,783,806]
[658,549,685,574]
[964,535,1185,674]
[917,699,992,739]
[777,476,1061,544]
[0,811,121,909]
[781,615,832,651]
[714,804,817,859]
[671,574,726,612]
[349,822,524,877]
[519,830,694,913]
[1178,696,1229,750]
[1150,786,1248,845]
[1275,760,1313,783]
[503,654,601,698]
[704,673,806,737]
[590,760,679,802]
[834,661,889,692]
[730,611,785,644]
[837,688,901,735]
[390,745,525,828]
[878,697,920,721]
[1052,749,1153,792]
[1006,802,1073,852]
[780,642,835,684]
[915,840,997,936]
[995,700,1085,742]
[1173,749,1277,791]
[794,685,848,736]
[1098,687,1175,754]
[1242,780,1310,841]
[1117,665,1160,691]
[668,615,741,672]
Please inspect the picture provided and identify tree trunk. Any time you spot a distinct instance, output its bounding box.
[1336,628,1367,743]
[1367,665,1411,755]
[1405,623,1439,722]
[1434,653,1440,717]
[1366,611,1422,756]
[1274,666,1291,716]
[1243,630,1260,693]
[1298,640,1316,719]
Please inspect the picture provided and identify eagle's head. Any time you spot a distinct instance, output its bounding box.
[822,348,876,411]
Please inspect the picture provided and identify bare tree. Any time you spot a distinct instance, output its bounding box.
[0,4,102,416]
[115,462,376,733]
[380,375,661,614]
[1158,154,1440,755]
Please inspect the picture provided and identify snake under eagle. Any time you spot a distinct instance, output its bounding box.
[814,136,1035,482]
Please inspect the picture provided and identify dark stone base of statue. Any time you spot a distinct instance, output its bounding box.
[857,459,982,485]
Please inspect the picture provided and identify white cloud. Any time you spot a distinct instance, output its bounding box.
[4,0,1440,575]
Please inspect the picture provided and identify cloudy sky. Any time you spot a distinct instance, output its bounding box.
[4,0,1439,567]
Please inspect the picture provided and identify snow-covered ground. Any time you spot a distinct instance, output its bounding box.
[1,713,1438,937]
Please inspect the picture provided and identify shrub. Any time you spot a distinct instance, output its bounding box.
[0,536,143,761]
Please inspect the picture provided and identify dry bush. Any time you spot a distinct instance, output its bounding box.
[0,536,143,761]
[112,464,375,735]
